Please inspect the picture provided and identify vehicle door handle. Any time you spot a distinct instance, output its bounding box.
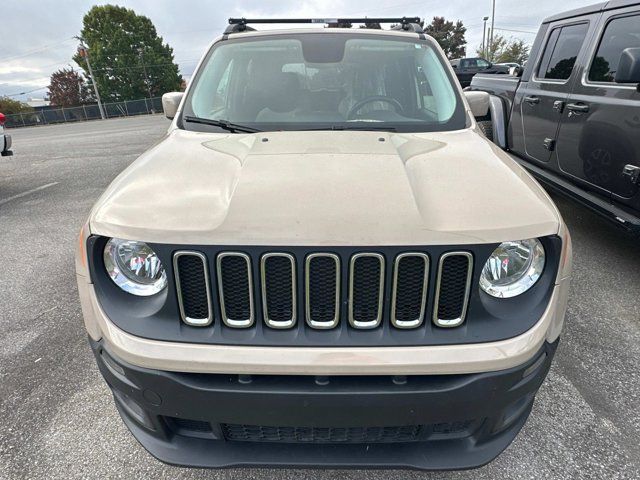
[524,96,540,105]
[566,103,589,116]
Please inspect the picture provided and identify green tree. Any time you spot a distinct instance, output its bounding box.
[73,5,182,101]
[424,17,467,59]
[496,39,530,64]
[0,97,33,115]
[48,68,93,107]
[477,34,530,64]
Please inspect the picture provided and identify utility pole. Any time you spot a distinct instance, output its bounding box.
[77,40,106,120]
[482,16,489,58]
[489,0,496,62]
[138,48,153,100]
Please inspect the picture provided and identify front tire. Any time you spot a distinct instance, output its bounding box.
[478,120,494,142]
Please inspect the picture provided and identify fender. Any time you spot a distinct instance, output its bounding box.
[488,95,507,150]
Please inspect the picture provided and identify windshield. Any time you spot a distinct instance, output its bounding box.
[182,33,466,132]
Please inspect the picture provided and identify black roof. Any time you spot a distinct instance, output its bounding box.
[543,0,640,24]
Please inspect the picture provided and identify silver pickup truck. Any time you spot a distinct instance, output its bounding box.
[470,0,640,234]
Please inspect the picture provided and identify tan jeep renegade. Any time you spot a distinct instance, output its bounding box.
[75,17,572,470]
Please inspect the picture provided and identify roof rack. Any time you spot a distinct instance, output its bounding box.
[224,17,423,34]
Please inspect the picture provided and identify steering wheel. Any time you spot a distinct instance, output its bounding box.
[347,96,404,119]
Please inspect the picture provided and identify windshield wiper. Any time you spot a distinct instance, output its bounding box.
[183,115,261,133]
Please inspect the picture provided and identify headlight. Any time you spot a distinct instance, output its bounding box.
[104,238,167,296]
[480,238,545,298]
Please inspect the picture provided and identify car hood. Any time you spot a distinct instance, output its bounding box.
[89,128,560,246]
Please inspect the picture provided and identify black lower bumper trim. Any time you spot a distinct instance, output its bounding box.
[90,339,558,470]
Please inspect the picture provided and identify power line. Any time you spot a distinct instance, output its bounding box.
[2,86,49,98]
[493,27,537,35]
[90,59,199,73]
[0,38,75,63]
[0,58,198,98]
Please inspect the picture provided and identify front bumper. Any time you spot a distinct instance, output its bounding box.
[91,338,557,470]
[77,275,569,375]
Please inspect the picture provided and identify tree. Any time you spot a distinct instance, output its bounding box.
[424,17,467,59]
[496,39,530,65]
[0,97,33,115]
[73,5,182,101]
[478,34,507,62]
[48,68,93,107]
[477,34,530,64]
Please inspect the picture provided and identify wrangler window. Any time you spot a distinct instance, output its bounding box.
[588,14,640,82]
[538,23,589,80]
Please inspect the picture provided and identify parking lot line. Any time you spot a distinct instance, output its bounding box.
[0,182,59,207]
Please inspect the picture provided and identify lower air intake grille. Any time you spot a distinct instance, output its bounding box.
[217,253,253,328]
[174,252,211,326]
[222,423,426,444]
[434,252,472,327]
[166,417,213,434]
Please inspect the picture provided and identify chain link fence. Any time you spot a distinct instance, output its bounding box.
[4,97,164,128]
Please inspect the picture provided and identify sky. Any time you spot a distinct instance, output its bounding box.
[0,0,595,100]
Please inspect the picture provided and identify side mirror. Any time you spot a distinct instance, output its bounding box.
[162,92,184,120]
[452,64,458,69]
[464,90,490,117]
[614,47,640,84]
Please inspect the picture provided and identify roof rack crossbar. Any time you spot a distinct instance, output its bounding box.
[225,17,423,34]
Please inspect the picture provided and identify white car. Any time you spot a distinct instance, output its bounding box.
[0,113,12,156]
[76,17,571,471]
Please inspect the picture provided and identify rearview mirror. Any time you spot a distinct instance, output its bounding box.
[162,92,184,120]
[614,48,640,84]
[464,91,490,117]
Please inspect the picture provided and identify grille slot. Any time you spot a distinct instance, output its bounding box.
[349,253,385,329]
[222,423,426,444]
[305,253,340,329]
[166,417,213,434]
[391,253,429,329]
[261,253,296,329]
[433,252,473,328]
[173,251,212,327]
[217,252,254,328]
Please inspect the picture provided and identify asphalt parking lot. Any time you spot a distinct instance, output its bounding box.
[0,115,639,480]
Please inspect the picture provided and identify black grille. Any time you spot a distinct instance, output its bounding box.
[393,254,428,326]
[222,423,425,444]
[436,254,471,322]
[262,254,295,325]
[218,254,252,324]
[306,255,339,325]
[350,255,384,326]
[175,254,210,322]
[172,248,475,334]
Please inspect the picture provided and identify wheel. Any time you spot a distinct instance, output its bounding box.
[478,120,493,142]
